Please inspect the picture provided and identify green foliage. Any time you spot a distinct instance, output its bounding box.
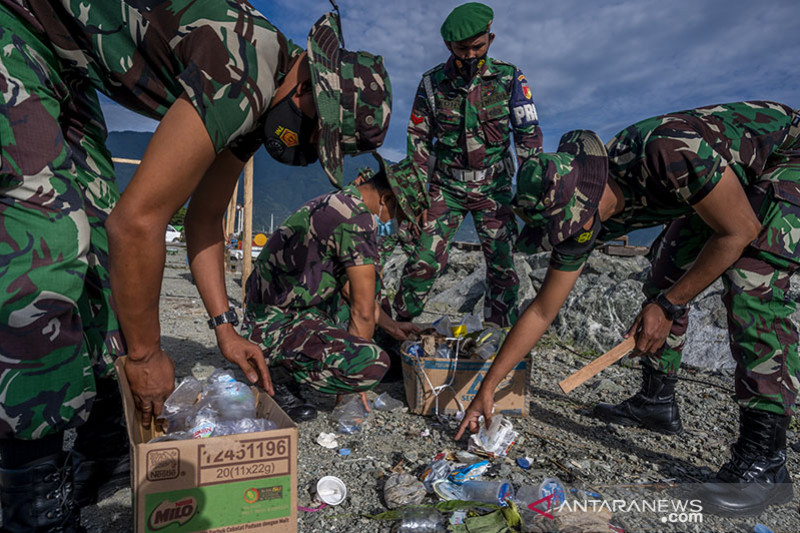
[171,207,187,226]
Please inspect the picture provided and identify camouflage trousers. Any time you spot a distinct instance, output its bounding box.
[393,171,519,326]
[242,303,389,394]
[0,7,124,440]
[643,149,800,416]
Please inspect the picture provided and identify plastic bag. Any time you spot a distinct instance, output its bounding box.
[468,415,518,458]
[187,405,218,439]
[373,392,404,411]
[460,312,483,334]
[432,316,452,336]
[434,343,453,359]
[201,379,256,421]
[421,458,452,493]
[330,394,368,434]
[383,472,427,509]
[473,327,507,360]
[161,376,203,432]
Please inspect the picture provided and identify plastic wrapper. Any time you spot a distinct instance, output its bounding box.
[448,460,489,484]
[473,327,507,360]
[188,405,218,439]
[383,473,427,509]
[161,376,202,432]
[330,394,368,434]
[432,316,452,336]
[467,415,518,458]
[421,458,452,493]
[459,312,483,335]
[373,392,404,411]
[201,378,256,421]
[434,344,453,359]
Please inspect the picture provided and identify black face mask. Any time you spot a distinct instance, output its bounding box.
[263,88,318,166]
[454,55,486,81]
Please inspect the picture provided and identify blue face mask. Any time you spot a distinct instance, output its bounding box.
[375,204,395,237]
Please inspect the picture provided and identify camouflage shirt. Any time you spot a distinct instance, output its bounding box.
[551,101,799,271]
[246,184,379,311]
[407,55,542,180]
[3,0,301,160]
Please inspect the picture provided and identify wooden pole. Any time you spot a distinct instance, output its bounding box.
[225,178,239,239]
[558,337,636,394]
[241,157,254,304]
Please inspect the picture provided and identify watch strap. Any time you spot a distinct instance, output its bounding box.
[654,292,687,321]
[207,307,239,329]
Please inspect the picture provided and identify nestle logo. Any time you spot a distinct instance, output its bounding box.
[147,448,179,481]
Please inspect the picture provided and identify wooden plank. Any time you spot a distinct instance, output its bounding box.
[241,157,254,304]
[559,337,636,394]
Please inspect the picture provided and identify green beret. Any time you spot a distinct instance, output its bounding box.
[440,2,494,42]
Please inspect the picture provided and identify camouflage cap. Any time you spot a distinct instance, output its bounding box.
[440,2,494,42]
[512,130,608,251]
[372,153,430,230]
[307,12,393,189]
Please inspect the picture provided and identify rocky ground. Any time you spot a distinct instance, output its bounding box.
[81,247,800,533]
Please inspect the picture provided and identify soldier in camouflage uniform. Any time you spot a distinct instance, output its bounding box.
[457,101,800,517]
[392,2,542,327]
[0,1,391,530]
[242,155,428,421]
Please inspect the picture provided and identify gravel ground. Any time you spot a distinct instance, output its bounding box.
[81,249,800,533]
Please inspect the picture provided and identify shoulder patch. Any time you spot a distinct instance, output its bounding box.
[509,69,538,127]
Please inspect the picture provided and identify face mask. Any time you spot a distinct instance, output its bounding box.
[263,87,318,166]
[374,203,395,237]
[454,55,486,81]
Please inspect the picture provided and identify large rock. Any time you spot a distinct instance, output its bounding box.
[382,248,800,371]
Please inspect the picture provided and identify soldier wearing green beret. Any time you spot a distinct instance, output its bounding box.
[391,1,543,328]
[0,0,391,529]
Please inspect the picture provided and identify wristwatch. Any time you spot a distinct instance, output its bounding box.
[653,292,688,321]
[207,307,239,329]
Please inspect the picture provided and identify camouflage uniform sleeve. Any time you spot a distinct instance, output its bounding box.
[406,78,435,179]
[333,212,380,269]
[508,69,543,166]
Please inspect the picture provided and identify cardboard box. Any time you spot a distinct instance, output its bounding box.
[400,351,530,417]
[115,358,298,533]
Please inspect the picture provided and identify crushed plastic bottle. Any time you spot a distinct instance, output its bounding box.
[188,405,217,439]
[473,327,507,360]
[434,343,453,359]
[211,418,277,437]
[201,378,256,421]
[460,480,514,506]
[421,458,452,493]
[397,507,446,532]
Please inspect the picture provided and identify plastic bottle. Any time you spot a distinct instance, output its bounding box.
[397,507,445,532]
[460,479,514,506]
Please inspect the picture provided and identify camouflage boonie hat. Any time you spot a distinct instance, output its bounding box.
[307,12,393,189]
[512,130,608,250]
[372,153,429,230]
[440,2,494,42]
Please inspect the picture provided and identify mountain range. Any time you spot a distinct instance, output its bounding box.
[106,130,660,246]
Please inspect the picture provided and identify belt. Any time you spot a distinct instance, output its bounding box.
[438,153,514,183]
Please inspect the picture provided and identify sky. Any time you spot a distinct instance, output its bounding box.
[101,0,800,162]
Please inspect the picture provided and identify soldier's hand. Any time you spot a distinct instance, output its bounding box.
[625,303,673,355]
[126,349,175,429]
[455,393,494,440]
[216,326,273,395]
[385,319,421,341]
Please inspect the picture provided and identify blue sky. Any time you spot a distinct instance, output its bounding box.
[101,0,800,161]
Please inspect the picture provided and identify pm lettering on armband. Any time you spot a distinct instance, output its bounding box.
[512,103,539,126]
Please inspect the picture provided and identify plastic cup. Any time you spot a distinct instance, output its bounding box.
[315,476,347,506]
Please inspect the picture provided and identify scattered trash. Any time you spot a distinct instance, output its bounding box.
[468,415,518,458]
[330,393,368,434]
[338,448,351,456]
[314,476,347,506]
[373,392,404,411]
[473,326,508,360]
[754,525,774,533]
[383,472,427,509]
[448,460,489,484]
[449,510,467,526]
[421,453,452,492]
[516,457,531,470]
[397,506,446,532]
[431,479,465,501]
[517,477,566,513]
[419,428,431,438]
[316,432,339,449]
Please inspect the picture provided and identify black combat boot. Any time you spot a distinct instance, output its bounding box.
[697,407,793,516]
[0,452,86,533]
[592,364,683,435]
[271,367,317,422]
[72,377,131,507]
